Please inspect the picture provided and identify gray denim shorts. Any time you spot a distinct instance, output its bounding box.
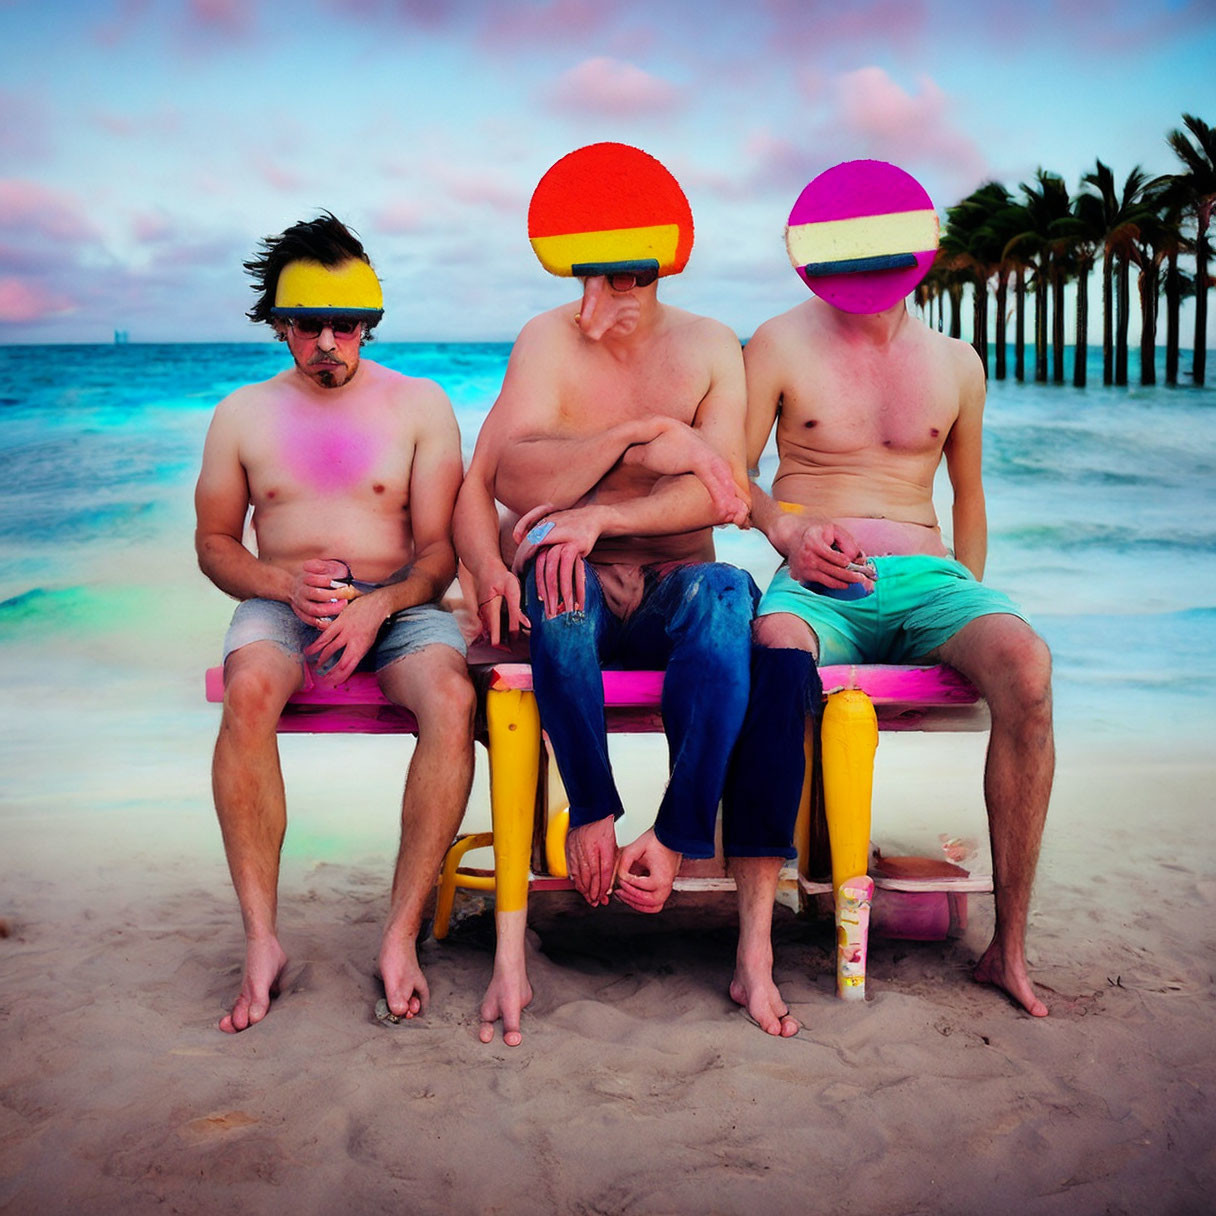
[222,596,467,673]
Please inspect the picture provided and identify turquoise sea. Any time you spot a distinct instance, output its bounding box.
[0,340,1213,825]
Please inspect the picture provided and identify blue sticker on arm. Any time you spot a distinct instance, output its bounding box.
[526,520,555,545]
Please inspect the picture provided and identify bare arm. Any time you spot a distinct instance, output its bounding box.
[194,392,293,605]
[742,323,867,587]
[453,412,528,645]
[943,347,988,579]
[493,322,745,523]
[514,323,750,615]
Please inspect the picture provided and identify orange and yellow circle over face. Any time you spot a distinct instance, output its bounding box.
[528,143,694,279]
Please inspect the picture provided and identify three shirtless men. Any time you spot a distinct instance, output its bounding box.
[195,149,1053,1039]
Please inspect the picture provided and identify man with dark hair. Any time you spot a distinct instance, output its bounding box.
[196,214,474,1032]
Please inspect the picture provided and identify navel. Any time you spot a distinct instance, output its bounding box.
[803,419,818,429]
[930,427,940,438]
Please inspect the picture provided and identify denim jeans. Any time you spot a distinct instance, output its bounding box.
[524,560,758,858]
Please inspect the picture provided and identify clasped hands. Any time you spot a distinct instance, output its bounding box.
[565,817,682,914]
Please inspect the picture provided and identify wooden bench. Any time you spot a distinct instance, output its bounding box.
[206,660,991,998]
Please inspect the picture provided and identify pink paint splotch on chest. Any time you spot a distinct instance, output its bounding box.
[279,409,378,493]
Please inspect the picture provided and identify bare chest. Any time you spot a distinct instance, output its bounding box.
[242,403,415,510]
[779,360,959,457]
[555,344,708,432]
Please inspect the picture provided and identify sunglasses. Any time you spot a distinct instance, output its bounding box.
[288,315,364,338]
[605,268,659,292]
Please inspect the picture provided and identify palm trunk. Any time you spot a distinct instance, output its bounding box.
[1139,262,1158,386]
[1074,260,1089,387]
[949,285,962,339]
[994,270,1008,380]
[1115,253,1130,386]
[1015,267,1026,382]
[1194,219,1209,387]
[1165,248,1180,386]
[1102,252,1114,385]
[1034,267,1048,382]
[972,277,989,377]
[1052,267,1066,383]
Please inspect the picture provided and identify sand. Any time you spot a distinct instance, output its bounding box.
[3,705,1215,1214]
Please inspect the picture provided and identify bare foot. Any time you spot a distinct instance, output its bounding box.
[378,931,429,1020]
[219,936,288,1033]
[730,961,800,1037]
[974,938,1048,1017]
[478,962,533,1047]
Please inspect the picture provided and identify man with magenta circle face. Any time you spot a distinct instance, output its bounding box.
[743,161,1054,1017]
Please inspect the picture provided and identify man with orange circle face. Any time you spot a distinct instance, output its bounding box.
[456,145,806,1046]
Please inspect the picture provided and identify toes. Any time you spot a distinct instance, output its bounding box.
[478,1022,496,1043]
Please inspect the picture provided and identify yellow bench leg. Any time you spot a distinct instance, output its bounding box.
[821,688,878,1001]
[820,688,878,895]
[485,686,542,914]
[433,832,495,940]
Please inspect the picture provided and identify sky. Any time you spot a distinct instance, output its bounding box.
[2,0,1214,345]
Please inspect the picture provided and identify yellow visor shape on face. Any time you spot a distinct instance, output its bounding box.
[530,224,683,277]
[786,209,939,270]
[272,258,384,314]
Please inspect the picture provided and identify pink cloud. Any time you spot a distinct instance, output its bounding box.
[765,0,931,53]
[0,181,99,243]
[828,67,991,191]
[257,161,307,193]
[969,0,1208,53]
[188,0,247,31]
[433,166,528,215]
[0,90,50,160]
[371,201,427,235]
[132,211,175,244]
[0,277,75,324]
[482,1,613,45]
[91,107,182,139]
[548,57,682,117]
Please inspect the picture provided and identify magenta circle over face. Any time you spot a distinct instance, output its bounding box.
[786,160,938,314]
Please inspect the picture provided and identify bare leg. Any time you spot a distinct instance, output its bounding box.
[376,646,476,1019]
[212,643,302,1033]
[934,615,1053,1017]
[728,856,799,1036]
[479,908,532,1047]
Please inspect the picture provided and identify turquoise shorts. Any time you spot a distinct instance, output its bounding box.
[756,554,1029,666]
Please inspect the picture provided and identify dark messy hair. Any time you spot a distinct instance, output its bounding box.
[244,211,378,337]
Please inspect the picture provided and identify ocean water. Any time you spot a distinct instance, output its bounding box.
[0,339,1213,811]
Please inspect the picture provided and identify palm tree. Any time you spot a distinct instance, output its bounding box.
[978,194,1034,381]
[1127,182,1182,385]
[1062,189,1106,387]
[1012,172,1072,383]
[1166,114,1216,386]
[1081,161,1154,386]
[942,183,1017,374]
